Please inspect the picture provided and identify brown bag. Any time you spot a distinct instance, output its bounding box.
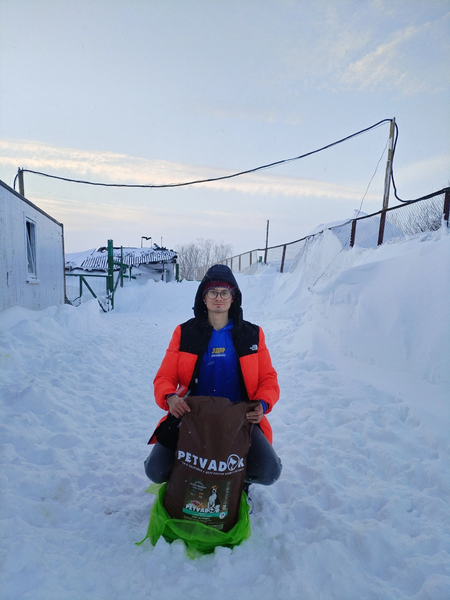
[163,396,254,532]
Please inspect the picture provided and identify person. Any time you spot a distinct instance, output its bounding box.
[144,264,282,488]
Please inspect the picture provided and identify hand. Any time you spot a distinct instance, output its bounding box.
[246,402,264,424]
[167,394,191,418]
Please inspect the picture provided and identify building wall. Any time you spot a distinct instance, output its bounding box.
[0,180,65,312]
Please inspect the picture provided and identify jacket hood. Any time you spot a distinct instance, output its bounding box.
[193,264,242,324]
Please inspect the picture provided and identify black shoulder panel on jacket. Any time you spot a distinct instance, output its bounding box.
[233,320,260,357]
[179,319,212,355]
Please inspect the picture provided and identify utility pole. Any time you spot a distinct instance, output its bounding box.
[18,168,25,196]
[378,118,396,246]
[107,239,114,310]
[264,220,270,264]
[382,118,396,211]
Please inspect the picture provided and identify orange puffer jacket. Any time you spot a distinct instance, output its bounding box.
[151,319,279,444]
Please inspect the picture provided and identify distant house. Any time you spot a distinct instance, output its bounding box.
[0,179,65,313]
[65,244,178,286]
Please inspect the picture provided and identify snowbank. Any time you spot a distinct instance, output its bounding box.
[1,228,449,599]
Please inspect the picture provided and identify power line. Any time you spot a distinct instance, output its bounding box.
[385,121,447,203]
[14,119,392,191]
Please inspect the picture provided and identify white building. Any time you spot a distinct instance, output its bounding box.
[0,179,65,312]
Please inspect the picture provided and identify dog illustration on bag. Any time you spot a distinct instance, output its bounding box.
[208,485,221,512]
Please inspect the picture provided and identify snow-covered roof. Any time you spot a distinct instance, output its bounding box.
[65,245,177,272]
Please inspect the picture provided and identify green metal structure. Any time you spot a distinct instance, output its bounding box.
[66,239,135,311]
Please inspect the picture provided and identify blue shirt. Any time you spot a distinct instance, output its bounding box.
[195,320,242,404]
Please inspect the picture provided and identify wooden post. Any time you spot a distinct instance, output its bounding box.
[350,219,357,247]
[378,119,396,248]
[378,211,387,246]
[382,118,396,211]
[120,247,124,287]
[264,220,269,264]
[280,245,287,273]
[444,189,450,226]
[107,239,114,309]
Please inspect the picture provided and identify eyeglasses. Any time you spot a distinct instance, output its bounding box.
[205,289,232,300]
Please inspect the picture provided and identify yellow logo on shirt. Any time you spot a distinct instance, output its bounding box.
[212,348,225,355]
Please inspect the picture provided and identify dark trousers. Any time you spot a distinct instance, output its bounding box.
[144,424,282,486]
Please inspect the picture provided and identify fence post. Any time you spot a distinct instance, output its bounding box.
[264,220,269,264]
[239,254,241,271]
[444,189,450,226]
[107,239,114,309]
[280,245,287,273]
[377,211,386,246]
[120,247,124,287]
[350,220,357,247]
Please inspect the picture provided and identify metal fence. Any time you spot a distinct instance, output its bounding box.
[65,273,110,311]
[196,188,449,279]
[65,240,133,311]
[196,250,259,280]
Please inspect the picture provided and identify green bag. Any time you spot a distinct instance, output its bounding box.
[136,483,251,558]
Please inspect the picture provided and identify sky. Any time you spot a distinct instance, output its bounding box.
[0,0,449,255]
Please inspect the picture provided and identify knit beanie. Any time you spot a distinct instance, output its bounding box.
[203,280,235,296]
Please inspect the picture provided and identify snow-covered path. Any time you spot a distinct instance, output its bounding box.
[1,231,449,599]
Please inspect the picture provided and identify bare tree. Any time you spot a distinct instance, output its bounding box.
[201,238,215,268]
[212,241,233,263]
[177,242,204,281]
[178,239,233,280]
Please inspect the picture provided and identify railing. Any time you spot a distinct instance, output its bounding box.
[65,273,109,312]
[65,240,133,311]
[196,188,449,279]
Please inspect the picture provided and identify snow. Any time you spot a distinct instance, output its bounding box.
[1,227,449,600]
[65,244,177,271]
[309,209,406,250]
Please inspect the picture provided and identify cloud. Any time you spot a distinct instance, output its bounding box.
[338,25,422,91]
[276,7,450,98]
[393,153,450,189]
[36,192,276,253]
[336,15,450,95]
[0,138,376,201]
[40,196,264,231]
